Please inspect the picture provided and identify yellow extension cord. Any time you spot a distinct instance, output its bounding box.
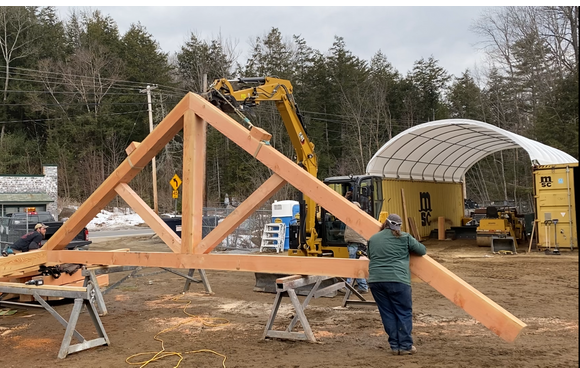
[126,295,230,368]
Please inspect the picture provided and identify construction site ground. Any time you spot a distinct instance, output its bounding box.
[0,235,578,368]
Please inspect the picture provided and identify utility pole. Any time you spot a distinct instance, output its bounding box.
[203,74,208,207]
[140,84,159,214]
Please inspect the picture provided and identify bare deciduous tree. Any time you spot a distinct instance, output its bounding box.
[0,6,39,146]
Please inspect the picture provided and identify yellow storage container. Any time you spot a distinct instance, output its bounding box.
[533,165,577,250]
[381,179,463,238]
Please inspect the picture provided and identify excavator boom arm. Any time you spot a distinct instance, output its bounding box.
[206,77,321,255]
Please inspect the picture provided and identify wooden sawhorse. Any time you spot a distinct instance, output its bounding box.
[262,275,343,342]
[0,281,109,359]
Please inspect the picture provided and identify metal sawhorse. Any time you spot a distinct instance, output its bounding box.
[0,281,109,359]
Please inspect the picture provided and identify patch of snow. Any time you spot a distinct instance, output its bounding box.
[87,207,144,230]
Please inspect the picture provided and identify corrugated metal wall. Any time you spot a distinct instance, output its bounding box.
[381,179,464,238]
[533,165,577,250]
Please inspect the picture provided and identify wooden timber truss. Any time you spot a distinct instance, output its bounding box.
[0,92,526,342]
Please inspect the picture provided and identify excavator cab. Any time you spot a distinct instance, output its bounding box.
[319,175,383,253]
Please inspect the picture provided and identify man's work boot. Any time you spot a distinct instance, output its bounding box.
[399,346,417,355]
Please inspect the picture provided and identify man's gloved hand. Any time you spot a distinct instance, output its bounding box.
[355,249,368,259]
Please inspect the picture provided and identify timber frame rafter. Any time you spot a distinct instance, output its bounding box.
[0,93,526,342]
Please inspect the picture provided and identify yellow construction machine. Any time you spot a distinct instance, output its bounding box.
[204,77,383,259]
[475,206,525,253]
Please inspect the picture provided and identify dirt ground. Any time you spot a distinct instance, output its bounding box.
[1,235,578,368]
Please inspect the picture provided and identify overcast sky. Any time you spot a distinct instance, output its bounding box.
[50,4,497,78]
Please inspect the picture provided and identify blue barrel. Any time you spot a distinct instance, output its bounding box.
[271,200,299,250]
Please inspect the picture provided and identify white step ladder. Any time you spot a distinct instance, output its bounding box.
[260,223,286,253]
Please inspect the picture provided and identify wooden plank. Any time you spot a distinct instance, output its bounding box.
[408,217,421,240]
[275,275,303,283]
[0,263,57,280]
[67,274,109,288]
[527,220,536,253]
[196,173,287,254]
[438,216,446,240]
[115,183,181,253]
[40,270,85,286]
[401,188,409,233]
[0,251,47,278]
[43,94,189,251]
[0,281,86,292]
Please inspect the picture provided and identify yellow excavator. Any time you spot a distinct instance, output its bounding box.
[204,77,383,259]
[475,206,525,253]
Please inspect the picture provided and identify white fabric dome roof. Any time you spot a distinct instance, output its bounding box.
[366,119,578,182]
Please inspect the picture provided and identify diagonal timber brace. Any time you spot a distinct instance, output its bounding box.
[0,92,526,343]
[115,183,181,252]
[197,174,287,254]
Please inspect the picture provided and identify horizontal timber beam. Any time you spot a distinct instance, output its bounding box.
[46,251,368,278]
[45,250,526,342]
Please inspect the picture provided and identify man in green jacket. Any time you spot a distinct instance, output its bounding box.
[368,214,426,356]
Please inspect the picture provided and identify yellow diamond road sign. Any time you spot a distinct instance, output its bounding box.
[170,174,182,190]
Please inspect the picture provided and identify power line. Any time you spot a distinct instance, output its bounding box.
[0,102,148,107]
[0,110,148,125]
[3,89,156,96]
[2,75,184,96]
[0,65,190,94]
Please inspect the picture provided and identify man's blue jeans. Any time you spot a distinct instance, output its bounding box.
[369,282,414,351]
[346,244,368,291]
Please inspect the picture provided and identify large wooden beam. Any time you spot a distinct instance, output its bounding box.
[181,110,206,253]
[114,183,182,253]
[0,251,47,277]
[410,255,526,342]
[197,173,287,254]
[46,251,368,278]
[44,249,524,342]
[44,95,190,250]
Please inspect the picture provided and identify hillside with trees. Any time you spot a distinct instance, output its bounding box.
[0,6,577,212]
